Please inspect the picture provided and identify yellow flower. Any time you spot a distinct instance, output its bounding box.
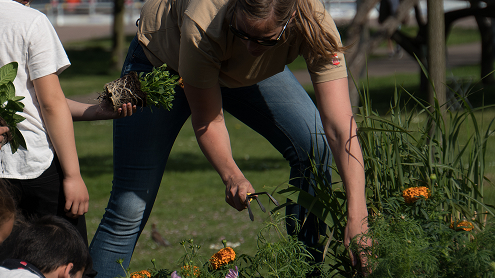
[130,270,151,278]
[209,247,236,270]
[402,186,430,204]
[450,220,474,232]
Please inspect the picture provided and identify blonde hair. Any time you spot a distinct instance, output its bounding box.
[232,0,346,64]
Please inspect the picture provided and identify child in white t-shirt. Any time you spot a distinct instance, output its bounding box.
[0,1,134,275]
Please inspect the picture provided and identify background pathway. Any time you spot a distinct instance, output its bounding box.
[55,23,481,91]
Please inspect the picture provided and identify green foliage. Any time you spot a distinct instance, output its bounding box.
[276,68,495,276]
[114,215,327,278]
[357,63,495,226]
[0,62,26,153]
[276,156,352,276]
[139,64,179,111]
[240,214,324,278]
[355,190,495,277]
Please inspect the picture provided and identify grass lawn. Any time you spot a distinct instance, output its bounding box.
[76,114,291,272]
[61,27,495,273]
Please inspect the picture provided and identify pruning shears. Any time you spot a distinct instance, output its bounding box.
[246,192,280,221]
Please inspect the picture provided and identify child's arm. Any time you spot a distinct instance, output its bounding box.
[33,73,88,218]
[66,99,137,121]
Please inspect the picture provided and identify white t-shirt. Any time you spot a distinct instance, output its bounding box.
[0,267,41,278]
[0,0,70,179]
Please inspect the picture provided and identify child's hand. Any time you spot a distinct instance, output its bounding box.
[98,102,137,119]
[63,175,89,218]
[0,126,9,149]
[116,103,137,118]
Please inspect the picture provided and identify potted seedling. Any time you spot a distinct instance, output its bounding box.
[0,62,27,153]
[98,64,180,112]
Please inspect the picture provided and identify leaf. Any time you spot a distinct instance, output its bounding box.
[277,184,347,231]
[9,127,25,154]
[12,114,26,124]
[140,64,179,111]
[4,82,15,99]
[0,62,18,86]
[0,62,26,153]
[5,99,24,112]
[0,84,8,105]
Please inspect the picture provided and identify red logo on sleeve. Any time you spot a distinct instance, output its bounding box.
[332,54,340,65]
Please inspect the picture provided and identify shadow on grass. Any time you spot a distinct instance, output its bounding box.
[63,35,135,77]
[79,152,287,177]
[166,152,287,172]
[79,155,114,177]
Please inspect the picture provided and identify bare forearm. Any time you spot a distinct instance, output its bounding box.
[34,75,81,178]
[66,99,94,121]
[326,129,367,218]
[41,98,81,177]
[314,78,367,219]
[66,98,135,121]
[193,116,244,183]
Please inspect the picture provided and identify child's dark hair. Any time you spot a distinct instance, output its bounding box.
[11,215,92,276]
[0,179,15,227]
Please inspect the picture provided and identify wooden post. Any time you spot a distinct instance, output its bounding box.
[112,0,125,71]
[427,0,446,113]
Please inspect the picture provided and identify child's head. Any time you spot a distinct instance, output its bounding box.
[0,179,15,244]
[11,215,92,278]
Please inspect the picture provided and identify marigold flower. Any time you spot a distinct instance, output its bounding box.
[130,270,151,278]
[179,265,200,277]
[450,220,474,232]
[402,186,430,204]
[209,247,236,270]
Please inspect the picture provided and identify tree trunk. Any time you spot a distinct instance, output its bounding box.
[111,0,125,71]
[346,0,376,112]
[427,0,446,114]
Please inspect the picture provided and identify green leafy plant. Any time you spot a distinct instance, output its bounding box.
[139,64,180,111]
[276,65,495,276]
[98,64,179,112]
[114,215,327,278]
[353,187,495,277]
[0,62,27,153]
[241,213,325,278]
[115,258,171,278]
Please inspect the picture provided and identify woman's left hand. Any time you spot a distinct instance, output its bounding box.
[345,216,372,274]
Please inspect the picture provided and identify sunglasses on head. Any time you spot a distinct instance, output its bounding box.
[229,9,290,47]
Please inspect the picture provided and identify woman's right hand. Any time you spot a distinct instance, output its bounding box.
[224,175,255,211]
[182,82,255,211]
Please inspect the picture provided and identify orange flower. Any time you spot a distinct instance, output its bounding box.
[179,265,200,277]
[209,247,236,270]
[130,270,151,278]
[450,220,474,232]
[402,186,430,204]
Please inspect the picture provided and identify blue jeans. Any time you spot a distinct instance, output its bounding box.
[89,36,332,277]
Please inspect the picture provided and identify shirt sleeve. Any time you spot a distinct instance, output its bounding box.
[178,16,222,89]
[27,14,70,81]
[303,0,348,83]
